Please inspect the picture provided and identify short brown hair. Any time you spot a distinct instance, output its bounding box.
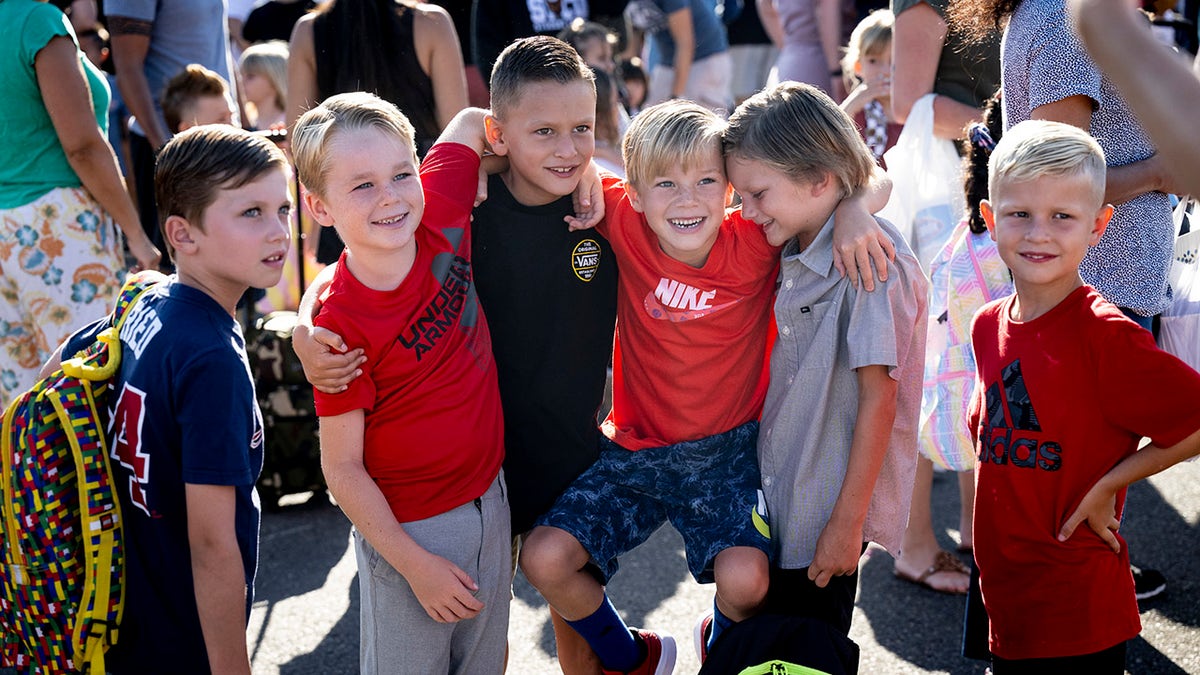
[154,125,288,261]
[489,36,595,120]
[622,100,726,188]
[161,63,230,133]
[724,82,875,198]
[291,92,416,199]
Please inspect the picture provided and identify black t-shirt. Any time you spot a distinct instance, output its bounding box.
[472,173,619,533]
[243,0,317,44]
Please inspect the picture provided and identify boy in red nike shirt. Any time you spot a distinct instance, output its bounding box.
[520,100,892,674]
[970,120,1200,674]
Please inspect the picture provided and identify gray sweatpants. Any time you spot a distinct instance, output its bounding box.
[354,472,511,674]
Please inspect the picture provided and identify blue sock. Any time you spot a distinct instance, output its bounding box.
[565,594,640,671]
[708,602,735,651]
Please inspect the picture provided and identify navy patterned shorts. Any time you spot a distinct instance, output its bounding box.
[535,420,771,584]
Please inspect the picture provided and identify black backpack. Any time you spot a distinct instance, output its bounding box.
[699,614,860,675]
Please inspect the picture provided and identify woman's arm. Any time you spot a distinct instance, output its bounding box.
[891,2,980,138]
[109,17,170,151]
[414,4,469,131]
[286,15,319,133]
[756,0,785,47]
[36,35,161,270]
[1032,95,1177,204]
[816,0,846,100]
[665,6,696,99]
[1070,0,1200,196]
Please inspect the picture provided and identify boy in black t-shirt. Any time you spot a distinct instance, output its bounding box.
[293,36,616,673]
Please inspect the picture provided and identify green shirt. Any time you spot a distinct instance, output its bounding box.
[891,0,1001,111]
[0,0,110,209]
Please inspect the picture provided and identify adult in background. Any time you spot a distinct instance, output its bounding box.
[1,0,160,406]
[287,0,468,265]
[107,0,239,259]
[625,0,734,112]
[243,0,316,45]
[759,0,846,100]
[1069,0,1200,196]
[886,0,999,595]
[472,0,589,86]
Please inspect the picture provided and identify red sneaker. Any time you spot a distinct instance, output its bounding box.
[600,628,676,675]
[692,611,713,664]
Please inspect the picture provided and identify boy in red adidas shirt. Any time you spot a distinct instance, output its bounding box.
[969,120,1200,673]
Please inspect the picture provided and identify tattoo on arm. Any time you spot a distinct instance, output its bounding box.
[108,16,154,37]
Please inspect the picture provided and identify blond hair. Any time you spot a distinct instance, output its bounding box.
[291,92,417,198]
[239,41,289,113]
[622,100,726,188]
[724,82,875,198]
[988,120,1106,201]
[841,10,893,78]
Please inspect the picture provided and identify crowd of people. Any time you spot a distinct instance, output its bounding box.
[4,0,1200,674]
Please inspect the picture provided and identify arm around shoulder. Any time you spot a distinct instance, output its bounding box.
[435,107,492,156]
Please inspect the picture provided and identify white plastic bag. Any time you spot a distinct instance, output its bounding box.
[1158,197,1200,372]
[877,94,965,271]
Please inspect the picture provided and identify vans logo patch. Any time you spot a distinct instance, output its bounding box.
[572,239,601,282]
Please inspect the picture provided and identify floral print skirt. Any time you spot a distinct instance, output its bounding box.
[0,186,125,406]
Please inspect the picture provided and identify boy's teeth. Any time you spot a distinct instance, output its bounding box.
[672,218,702,227]
[377,215,401,224]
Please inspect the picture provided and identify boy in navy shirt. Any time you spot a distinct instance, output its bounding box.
[49,125,292,673]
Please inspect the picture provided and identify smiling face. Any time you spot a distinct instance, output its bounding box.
[982,171,1112,305]
[727,155,841,249]
[487,79,596,206]
[304,126,425,260]
[628,143,730,267]
[175,167,292,309]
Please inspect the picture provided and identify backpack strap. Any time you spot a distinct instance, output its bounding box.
[59,270,165,673]
[62,270,167,382]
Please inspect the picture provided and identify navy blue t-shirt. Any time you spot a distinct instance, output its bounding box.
[65,279,264,673]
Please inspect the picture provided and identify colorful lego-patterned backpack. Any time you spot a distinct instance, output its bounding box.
[0,270,165,674]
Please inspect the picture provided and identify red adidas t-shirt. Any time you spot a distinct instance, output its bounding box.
[313,142,504,522]
[597,175,779,450]
[969,286,1200,659]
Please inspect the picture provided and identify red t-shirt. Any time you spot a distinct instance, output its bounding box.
[313,142,504,522]
[968,286,1200,659]
[597,175,779,450]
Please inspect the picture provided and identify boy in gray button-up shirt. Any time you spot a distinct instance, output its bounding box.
[725,82,928,635]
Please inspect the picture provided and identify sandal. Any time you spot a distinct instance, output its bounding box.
[894,550,970,595]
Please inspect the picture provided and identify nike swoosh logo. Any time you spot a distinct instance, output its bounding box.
[643,292,743,322]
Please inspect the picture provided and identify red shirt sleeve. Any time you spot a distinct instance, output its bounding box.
[419,142,482,222]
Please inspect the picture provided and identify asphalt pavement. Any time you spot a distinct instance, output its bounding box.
[248,460,1200,674]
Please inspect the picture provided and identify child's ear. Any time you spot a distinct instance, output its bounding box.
[808,171,836,198]
[980,199,997,240]
[1090,203,1114,244]
[164,215,198,255]
[303,188,337,228]
[627,182,645,213]
[484,114,509,157]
